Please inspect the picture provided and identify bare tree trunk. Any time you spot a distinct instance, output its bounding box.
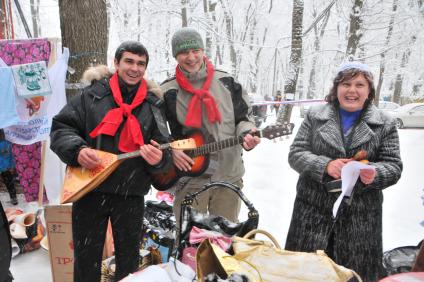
[375,0,397,105]
[418,0,424,17]
[165,18,172,78]
[297,61,304,100]
[106,0,111,40]
[220,0,237,76]
[210,2,222,66]
[242,0,268,93]
[203,0,217,57]
[393,36,416,104]
[307,7,330,100]
[334,4,347,65]
[411,75,423,97]
[30,0,41,37]
[276,0,304,124]
[203,0,209,54]
[246,3,254,50]
[201,0,222,65]
[250,28,267,93]
[181,0,188,27]
[346,0,364,57]
[0,0,11,39]
[137,1,141,42]
[215,45,222,66]
[59,0,108,99]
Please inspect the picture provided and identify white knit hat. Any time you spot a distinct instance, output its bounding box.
[337,61,372,74]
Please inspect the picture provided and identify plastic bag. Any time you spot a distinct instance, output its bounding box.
[382,241,422,275]
[197,230,362,282]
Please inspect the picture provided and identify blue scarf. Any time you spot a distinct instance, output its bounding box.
[339,108,362,135]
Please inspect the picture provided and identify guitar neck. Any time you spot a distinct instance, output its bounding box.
[189,131,262,157]
[117,143,171,160]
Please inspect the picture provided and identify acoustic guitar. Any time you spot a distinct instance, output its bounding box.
[60,138,196,204]
[151,123,294,190]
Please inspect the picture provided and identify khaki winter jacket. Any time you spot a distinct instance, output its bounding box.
[160,64,255,184]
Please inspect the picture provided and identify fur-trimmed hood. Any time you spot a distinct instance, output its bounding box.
[81,65,163,99]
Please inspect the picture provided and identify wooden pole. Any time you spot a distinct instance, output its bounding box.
[38,140,46,207]
[13,0,32,38]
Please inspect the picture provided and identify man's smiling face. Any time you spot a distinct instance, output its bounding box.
[114,51,147,85]
[176,48,204,73]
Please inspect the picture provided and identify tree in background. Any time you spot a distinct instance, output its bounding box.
[29,0,41,37]
[181,0,188,27]
[375,0,398,104]
[276,0,304,125]
[346,0,364,57]
[305,1,332,100]
[32,0,423,104]
[58,0,108,99]
[393,35,416,104]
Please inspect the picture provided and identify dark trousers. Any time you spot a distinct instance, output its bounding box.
[72,192,144,282]
[0,202,13,282]
[1,171,16,200]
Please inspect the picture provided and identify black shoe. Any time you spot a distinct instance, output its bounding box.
[10,196,18,205]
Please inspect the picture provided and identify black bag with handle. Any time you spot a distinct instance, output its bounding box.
[177,181,259,260]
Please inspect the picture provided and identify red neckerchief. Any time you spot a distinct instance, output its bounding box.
[89,72,147,152]
[175,57,222,128]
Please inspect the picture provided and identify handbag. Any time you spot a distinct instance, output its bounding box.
[197,229,362,282]
[178,181,259,268]
[182,226,232,270]
[197,239,261,282]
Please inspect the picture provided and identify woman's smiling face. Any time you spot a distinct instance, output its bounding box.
[337,73,370,112]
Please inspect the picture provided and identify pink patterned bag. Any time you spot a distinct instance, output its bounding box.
[181,226,232,270]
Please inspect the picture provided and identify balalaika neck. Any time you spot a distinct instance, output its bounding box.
[189,132,261,157]
[117,143,171,160]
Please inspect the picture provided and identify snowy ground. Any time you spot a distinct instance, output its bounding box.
[4,106,424,281]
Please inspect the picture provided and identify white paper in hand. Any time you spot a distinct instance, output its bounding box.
[332,161,376,218]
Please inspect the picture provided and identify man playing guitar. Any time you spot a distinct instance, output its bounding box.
[161,27,260,226]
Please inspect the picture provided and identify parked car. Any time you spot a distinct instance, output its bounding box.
[377,101,400,112]
[388,103,424,129]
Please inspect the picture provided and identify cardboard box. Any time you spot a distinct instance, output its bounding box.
[44,204,73,282]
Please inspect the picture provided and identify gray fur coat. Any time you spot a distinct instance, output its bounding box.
[285,103,402,282]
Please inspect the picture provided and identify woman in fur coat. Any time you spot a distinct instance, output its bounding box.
[285,61,402,281]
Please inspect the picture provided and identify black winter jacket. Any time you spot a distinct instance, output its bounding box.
[50,78,172,197]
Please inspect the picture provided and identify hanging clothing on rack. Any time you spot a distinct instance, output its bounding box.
[0,38,51,202]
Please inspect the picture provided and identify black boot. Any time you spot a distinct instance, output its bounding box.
[1,171,18,205]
